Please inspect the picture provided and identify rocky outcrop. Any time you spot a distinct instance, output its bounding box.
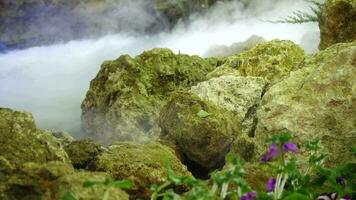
[255,41,356,166]
[319,0,356,50]
[159,91,241,173]
[0,108,70,166]
[207,40,305,85]
[95,141,191,199]
[190,75,268,136]
[82,48,215,143]
[204,35,266,57]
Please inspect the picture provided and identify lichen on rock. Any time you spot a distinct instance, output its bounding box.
[95,141,191,199]
[0,108,70,167]
[207,40,305,85]
[159,91,241,173]
[190,75,268,136]
[81,48,215,143]
[255,41,356,166]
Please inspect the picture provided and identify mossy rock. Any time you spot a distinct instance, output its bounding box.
[319,0,356,50]
[95,141,191,199]
[255,41,356,167]
[82,48,215,143]
[55,171,129,200]
[0,108,70,167]
[159,91,241,172]
[207,40,305,85]
[0,161,128,200]
[64,139,104,170]
[190,75,268,136]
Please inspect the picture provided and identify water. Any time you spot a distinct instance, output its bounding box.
[0,0,320,138]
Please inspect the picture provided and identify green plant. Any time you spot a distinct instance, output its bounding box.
[60,178,134,200]
[150,132,354,200]
[269,0,323,24]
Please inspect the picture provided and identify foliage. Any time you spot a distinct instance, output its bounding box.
[269,0,323,24]
[61,132,354,200]
[150,132,355,200]
[60,178,134,200]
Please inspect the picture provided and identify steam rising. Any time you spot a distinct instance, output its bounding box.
[0,0,320,138]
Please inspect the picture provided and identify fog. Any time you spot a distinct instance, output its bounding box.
[0,0,320,138]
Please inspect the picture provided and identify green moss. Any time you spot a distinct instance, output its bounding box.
[0,108,70,167]
[159,91,241,171]
[95,141,191,199]
[82,48,215,143]
[208,40,305,84]
[64,139,104,170]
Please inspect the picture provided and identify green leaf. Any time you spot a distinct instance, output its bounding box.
[83,180,97,188]
[197,110,211,118]
[61,192,78,200]
[112,180,134,189]
[283,193,311,200]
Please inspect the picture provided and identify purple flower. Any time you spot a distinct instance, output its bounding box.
[240,191,257,200]
[282,142,299,153]
[261,143,279,163]
[266,178,276,192]
[341,195,351,200]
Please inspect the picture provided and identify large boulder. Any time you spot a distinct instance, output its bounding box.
[0,108,70,167]
[190,75,268,136]
[95,141,191,199]
[82,48,215,143]
[255,41,356,166]
[0,161,129,200]
[319,0,356,50]
[159,91,241,173]
[207,40,305,85]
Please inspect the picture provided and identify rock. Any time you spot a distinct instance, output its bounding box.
[190,75,268,136]
[207,40,305,85]
[204,35,266,57]
[0,108,70,167]
[64,139,104,170]
[95,141,191,199]
[243,162,274,192]
[52,131,75,146]
[255,41,356,166]
[230,134,256,162]
[55,171,129,200]
[159,91,241,173]
[319,0,356,50]
[82,48,215,143]
[0,161,129,200]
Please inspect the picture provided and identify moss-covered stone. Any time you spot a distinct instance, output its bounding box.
[64,139,104,170]
[190,75,267,136]
[55,171,129,200]
[0,161,128,200]
[207,40,305,85]
[82,48,215,143]
[95,141,191,199]
[159,91,241,172]
[319,0,356,50]
[230,134,256,162]
[0,108,70,167]
[255,41,356,166]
